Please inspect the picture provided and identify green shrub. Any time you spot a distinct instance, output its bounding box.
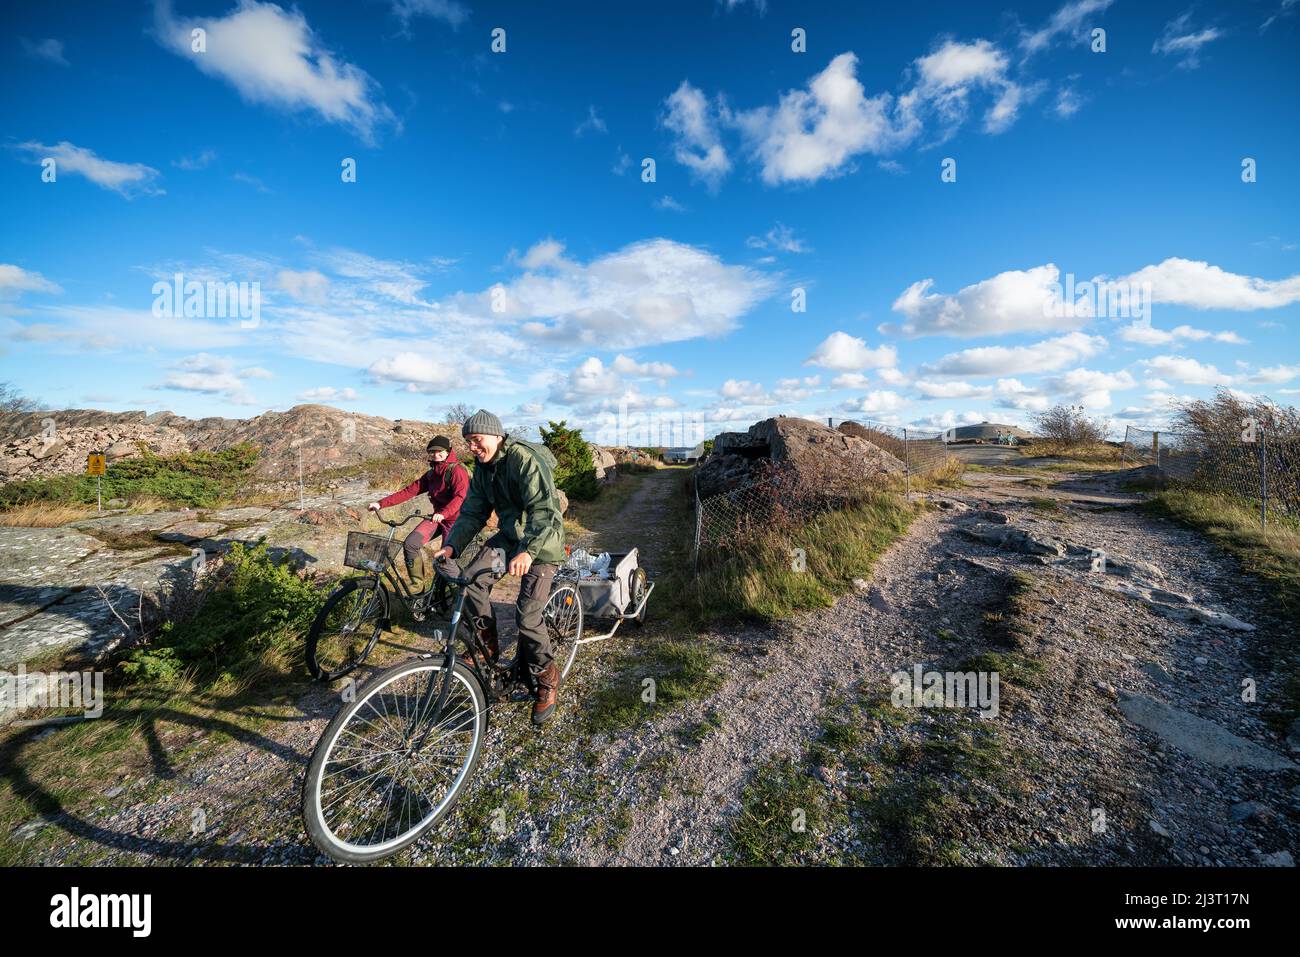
[539,420,600,501]
[121,542,324,686]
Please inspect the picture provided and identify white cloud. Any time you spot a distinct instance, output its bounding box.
[610,354,681,379]
[1120,258,1300,310]
[153,0,395,142]
[889,263,1088,337]
[1153,11,1223,68]
[516,238,572,271]
[367,351,473,394]
[913,409,989,431]
[1021,0,1116,54]
[732,53,908,185]
[720,379,771,404]
[1053,86,1084,118]
[277,269,330,304]
[924,332,1107,376]
[156,353,271,403]
[908,40,1033,136]
[547,357,681,411]
[1247,364,1300,385]
[174,149,217,170]
[509,239,776,348]
[654,195,688,212]
[995,378,1050,412]
[746,223,811,254]
[661,81,731,189]
[298,386,358,401]
[831,372,872,389]
[845,390,904,415]
[575,104,607,137]
[774,375,821,402]
[805,331,898,371]
[1141,355,1233,387]
[1118,320,1247,346]
[13,141,163,198]
[388,0,469,29]
[20,37,69,66]
[0,265,62,298]
[1040,367,1136,407]
[913,379,993,399]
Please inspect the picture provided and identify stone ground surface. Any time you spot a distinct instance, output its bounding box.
[0,483,376,673]
[2,457,1297,866]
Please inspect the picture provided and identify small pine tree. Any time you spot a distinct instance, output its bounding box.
[539,420,600,501]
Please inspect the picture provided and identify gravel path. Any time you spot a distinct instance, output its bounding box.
[5,465,1296,866]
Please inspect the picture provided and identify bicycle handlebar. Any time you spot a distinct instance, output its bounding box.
[375,510,425,529]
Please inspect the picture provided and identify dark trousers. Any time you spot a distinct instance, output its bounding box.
[459,545,557,671]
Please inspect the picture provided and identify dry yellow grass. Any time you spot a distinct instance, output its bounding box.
[0,502,96,527]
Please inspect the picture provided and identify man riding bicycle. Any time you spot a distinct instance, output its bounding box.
[432,410,566,726]
[368,435,469,597]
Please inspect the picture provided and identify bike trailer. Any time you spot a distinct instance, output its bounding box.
[575,549,638,618]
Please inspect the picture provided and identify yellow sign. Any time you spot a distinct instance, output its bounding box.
[86,452,106,476]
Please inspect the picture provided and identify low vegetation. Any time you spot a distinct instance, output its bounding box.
[1032,403,1110,450]
[683,491,919,626]
[0,445,261,512]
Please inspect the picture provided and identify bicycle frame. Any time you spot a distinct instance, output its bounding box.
[408,561,501,749]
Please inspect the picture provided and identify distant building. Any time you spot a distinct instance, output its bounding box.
[663,442,706,463]
[944,422,1034,443]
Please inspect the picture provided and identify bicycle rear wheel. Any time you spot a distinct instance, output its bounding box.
[302,656,487,864]
[306,577,389,681]
[544,584,584,681]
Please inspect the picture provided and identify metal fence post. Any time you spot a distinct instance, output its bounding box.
[904,427,911,499]
[1153,430,1160,470]
[1259,428,1268,528]
[692,479,702,573]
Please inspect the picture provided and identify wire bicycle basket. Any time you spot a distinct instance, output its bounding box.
[343,531,399,574]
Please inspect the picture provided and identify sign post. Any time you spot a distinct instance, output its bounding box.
[86,451,107,513]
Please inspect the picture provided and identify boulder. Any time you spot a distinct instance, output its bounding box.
[588,444,618,481]
[697,416,905,499]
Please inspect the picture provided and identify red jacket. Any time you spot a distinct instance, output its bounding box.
[379,451,470,538]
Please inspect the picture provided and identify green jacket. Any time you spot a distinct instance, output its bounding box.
[444,436,566,565]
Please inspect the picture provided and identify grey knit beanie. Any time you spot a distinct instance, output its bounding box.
[461,409,505,438]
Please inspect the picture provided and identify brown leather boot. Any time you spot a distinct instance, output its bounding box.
[531,662,560,726]
[460,616,500,668]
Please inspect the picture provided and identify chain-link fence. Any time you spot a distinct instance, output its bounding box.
[1122,424,1300,524]
[692,418,955,569]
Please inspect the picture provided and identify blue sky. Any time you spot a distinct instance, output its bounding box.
[2,0,1298,442]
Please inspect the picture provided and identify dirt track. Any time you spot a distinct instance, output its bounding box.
[4,464,1296,866]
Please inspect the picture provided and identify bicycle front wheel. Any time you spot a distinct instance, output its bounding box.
[305,576,389,681]
[302,657,487,864]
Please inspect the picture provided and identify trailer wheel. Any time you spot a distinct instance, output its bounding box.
[628,567,649,625]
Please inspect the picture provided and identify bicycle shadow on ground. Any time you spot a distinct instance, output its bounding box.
[0,690,327,864]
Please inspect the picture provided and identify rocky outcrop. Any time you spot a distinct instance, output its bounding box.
[0,405,468,483]
[696,415,905,499]
[608,447,657,467]
[0,424,190,483]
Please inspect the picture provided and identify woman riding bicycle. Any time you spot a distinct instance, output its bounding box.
[368,436,469,596]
